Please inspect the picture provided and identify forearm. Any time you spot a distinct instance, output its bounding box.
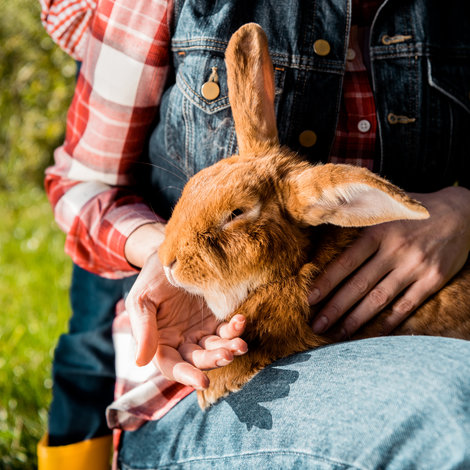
[46,169,164,277]
[124,222,166,269]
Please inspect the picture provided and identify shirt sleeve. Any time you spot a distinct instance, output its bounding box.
[45,0,172,278]
[39,0,97,61]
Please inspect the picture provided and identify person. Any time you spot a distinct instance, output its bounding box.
[38,0,470,469]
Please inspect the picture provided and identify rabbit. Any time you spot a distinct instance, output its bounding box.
[158,23,470,410]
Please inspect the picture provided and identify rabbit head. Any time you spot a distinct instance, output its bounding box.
[158,23,429,320]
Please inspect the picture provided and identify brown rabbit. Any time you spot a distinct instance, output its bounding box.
[158,23,470,409]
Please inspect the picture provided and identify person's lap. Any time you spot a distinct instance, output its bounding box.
[118,335,470,469]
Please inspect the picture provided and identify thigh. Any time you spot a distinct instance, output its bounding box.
[118,336,470,470]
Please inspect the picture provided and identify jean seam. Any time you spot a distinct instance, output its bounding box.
[120,449,370,470]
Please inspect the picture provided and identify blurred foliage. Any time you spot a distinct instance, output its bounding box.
[0,0,75,468]
[0,0,76,191]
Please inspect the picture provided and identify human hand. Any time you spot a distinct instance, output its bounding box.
[309,186,470,339]
[125,226,248,390]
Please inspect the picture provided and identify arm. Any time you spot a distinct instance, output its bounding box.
[44,0,172,277]
[309,186,470,339]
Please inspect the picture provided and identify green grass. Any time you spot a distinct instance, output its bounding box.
[0,0,76,467]
[0,187,72,469]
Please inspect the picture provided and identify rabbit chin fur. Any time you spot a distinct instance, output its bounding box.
[164,264,254,320]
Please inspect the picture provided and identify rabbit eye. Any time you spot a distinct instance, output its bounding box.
[230,208,244,219]
[224,208,244,226]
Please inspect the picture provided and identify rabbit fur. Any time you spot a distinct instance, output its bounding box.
[158,23,470,409]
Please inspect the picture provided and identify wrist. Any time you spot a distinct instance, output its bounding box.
[410,186,470,253]
[124,222,166,268]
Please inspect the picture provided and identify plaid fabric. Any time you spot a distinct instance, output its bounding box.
[328,0,382,169]
[44,0,170,278]
[41,0,382,438]
[107,300,193,431]
[40,0,97,60]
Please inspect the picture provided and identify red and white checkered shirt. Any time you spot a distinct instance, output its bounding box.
[41,0,381,436]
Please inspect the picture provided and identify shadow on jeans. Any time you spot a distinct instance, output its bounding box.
[222,353,311,430]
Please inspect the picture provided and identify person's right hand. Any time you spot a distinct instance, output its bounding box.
[124,225,248,390]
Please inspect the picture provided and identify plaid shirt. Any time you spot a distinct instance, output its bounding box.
[41,0,381,435]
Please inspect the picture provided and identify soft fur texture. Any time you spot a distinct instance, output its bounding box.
[158,23,470,409]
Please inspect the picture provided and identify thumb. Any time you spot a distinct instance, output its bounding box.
[126,290,159,366]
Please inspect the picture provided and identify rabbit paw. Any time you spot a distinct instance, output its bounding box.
[197,369,242,410]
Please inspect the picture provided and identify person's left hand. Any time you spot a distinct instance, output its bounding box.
[309,186,470,339]
[125,249,248,390]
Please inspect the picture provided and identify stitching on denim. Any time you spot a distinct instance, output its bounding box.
[120,449,370,470]
[171,44,345,73]
[173,37,229,46]
[182,92,191,173]
[172,44,226,54]
[164,87,183,164]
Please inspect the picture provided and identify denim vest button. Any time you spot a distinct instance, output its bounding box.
[299,130,317,147]
[313,39,331,56]
[201,81,220,100]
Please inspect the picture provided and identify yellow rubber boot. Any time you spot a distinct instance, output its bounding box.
[37,433,113,470]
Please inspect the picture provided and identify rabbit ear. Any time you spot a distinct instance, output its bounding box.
[225,23,279,154]
[285,164,429,227]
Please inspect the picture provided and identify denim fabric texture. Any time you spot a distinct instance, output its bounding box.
[118,336,470,469]
[48,265,135,445]
[147,0,470,221]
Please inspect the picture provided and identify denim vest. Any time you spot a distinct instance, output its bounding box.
[147,0,470,219]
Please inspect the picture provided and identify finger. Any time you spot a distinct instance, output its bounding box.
[126,295,159,366]
[333,268,415,339]
[308,232,379,305]
[216,314,246,339]
[156,344,210,390]
[392,271,446,322]
[179,343,234,370]
[199,335,248,355]
[312,256,391,334]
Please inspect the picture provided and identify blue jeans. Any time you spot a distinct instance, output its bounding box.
[48,265,135,446]
[118,336,470,469]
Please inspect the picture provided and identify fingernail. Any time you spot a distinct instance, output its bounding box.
[234,320,244,331]
[216,358,231,367]
[308,288,321,305]
[312,315,328,334]
[336,328,348,341]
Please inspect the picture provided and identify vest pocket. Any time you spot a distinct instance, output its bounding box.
[165,47,285,176]
[167,51,236,176]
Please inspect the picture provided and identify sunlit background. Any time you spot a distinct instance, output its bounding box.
[0,0,76,467]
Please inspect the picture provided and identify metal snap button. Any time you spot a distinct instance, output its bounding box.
[313,39,331,57]
[201,67,220,100]
[299,130,317,147]
[201,81,220,100]
[357,119,371,133]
